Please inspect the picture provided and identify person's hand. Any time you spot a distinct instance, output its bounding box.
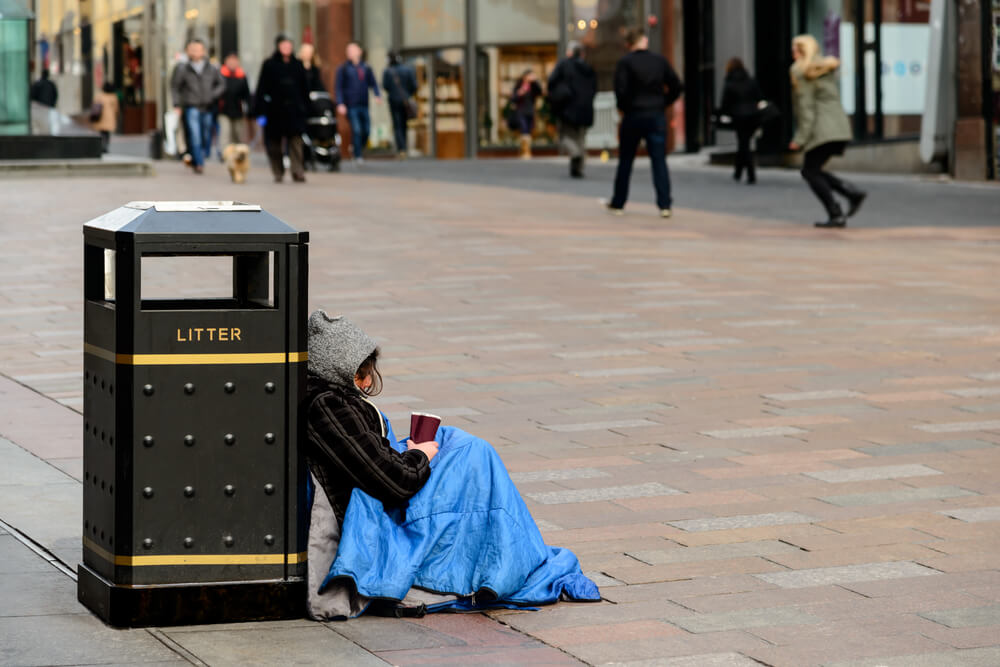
[788,140,800,151]
[407,439,439,462]
[174,106,181,115]
[336,103,347,115]
[375,96,383,105]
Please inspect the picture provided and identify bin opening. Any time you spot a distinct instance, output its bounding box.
[140,251,276,310]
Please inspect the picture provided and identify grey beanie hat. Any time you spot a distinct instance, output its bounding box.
[307,310,378,388]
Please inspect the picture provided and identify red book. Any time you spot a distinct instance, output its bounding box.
[409,412,441,443]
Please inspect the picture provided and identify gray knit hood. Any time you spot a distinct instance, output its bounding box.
[307,310,378,389]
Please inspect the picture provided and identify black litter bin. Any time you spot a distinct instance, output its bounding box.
[78,201,309,627]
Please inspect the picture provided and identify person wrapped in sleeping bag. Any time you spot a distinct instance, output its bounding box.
[304,309,600,620]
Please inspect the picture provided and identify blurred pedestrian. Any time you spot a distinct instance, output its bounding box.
[218,52,251,154]
[511,70,542,159]
[299,43,327,93]
[605,29,684,218]
[91,81,119,153]
[789,34,866,228]
[335,42,381,163]
[720,58,762,184]
[255,34,310,182]
[382,51,417,158]
[170,38,224,174]
[547,41,597,178]
[30,69,60,135]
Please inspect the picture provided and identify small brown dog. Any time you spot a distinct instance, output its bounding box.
[222,143,250,184]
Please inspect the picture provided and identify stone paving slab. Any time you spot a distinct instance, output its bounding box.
[755,561,940,589]
[941,506,1000,523]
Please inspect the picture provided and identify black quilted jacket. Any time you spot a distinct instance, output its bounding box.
[305,373,430,524]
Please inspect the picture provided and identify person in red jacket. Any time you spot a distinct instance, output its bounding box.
[218,53,251,153]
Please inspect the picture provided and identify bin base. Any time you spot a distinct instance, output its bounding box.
[77,563,306,627]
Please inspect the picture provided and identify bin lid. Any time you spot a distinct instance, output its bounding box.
[83,201,308,244]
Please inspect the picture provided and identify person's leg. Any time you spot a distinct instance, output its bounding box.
[610,115,642,209]
[183,107,204,167]
[217,115,232,155]
[265,129,285,181]
[390,103,406,153]
[645,114,672,211]
[358,107,371,157]
[288,134,306,181]
[801,144,843,219]
[347,107,364,159]
[199,110,214,166]
[734,125,751,182]
[100,131,110,153]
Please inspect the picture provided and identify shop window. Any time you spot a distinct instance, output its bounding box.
[477,0,558,44]
[401,0,465,49]
[477,44,557,148]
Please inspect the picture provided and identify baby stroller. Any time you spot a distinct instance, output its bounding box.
[303,91,342,172]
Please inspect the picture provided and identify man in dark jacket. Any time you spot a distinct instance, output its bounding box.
[719,58,763,184]
[255,34,311,182]
[381,51,417,157]
[170,39,225,174]
[547,42,597,178]
[217,53,251,153]
[606,30,684,217]
[335,42,382,163]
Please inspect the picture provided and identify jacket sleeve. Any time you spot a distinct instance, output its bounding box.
[663,60,684,107]
[307,393,431,507]
[546,62,562,94]
[334,66,345,106]
[170,66,183,107]
[719,81,733,115]
[211,67,226,102]
[368,66,381,98]
[792,75,816,147]
[613,59,629,112]
[252,63,269,116]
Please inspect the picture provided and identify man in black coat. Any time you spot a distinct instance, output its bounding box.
[606,29,684,218]
[254,34,310,183]
[547,42,597,178]
[30,69,58,107]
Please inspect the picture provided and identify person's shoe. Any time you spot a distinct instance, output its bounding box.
[601,199,624,216]
[660,209,672,219]
[356,156,365,165]
[292,174,306,183]
[733,171,741,182]
[814,216,847,228]
[182,153,193,168]
[846,191,867,217]
[273,175,284,183]
[193,165,204,174]
[747,177,756,185]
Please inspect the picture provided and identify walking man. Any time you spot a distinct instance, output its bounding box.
[382,51,417,157]
[547,42,597,178]
[218,52,251,154]
[30,69,59,134]
[335,42,381,163]
[606,29,684,217]
[255,34,311,182]
[170,38,224,174]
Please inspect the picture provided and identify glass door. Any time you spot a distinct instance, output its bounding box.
[433,48,465,159]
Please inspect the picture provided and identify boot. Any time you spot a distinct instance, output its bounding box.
[519,135,532,160]
[826,174,867,217]
[814,202,847,228]
[570,156,583,178]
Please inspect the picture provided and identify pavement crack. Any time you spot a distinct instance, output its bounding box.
[146,628,208,666]
[0,517,76,581]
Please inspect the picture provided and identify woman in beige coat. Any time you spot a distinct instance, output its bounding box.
[91,82,120,153]
[789,35,866,228]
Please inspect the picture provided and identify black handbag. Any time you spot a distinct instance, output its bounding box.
[756,100,781,125]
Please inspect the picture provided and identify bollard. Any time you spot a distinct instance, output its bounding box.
[78,201,309,627]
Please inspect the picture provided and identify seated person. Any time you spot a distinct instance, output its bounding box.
[305,310,599,619]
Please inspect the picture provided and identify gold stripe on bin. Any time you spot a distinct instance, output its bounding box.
[84,539,307,566]
[84,345,307,365]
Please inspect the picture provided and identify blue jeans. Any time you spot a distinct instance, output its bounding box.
[347,106,370,159]
[610,112,672,210]
[183,107,214,167]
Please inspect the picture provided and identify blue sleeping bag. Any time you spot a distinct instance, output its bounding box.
[321,415,600,613]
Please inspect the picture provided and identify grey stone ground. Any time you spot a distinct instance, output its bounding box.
[0,155,998,666]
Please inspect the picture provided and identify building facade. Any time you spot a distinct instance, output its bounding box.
[26,0,998,178]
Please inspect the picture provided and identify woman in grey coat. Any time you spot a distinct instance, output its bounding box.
[789,35,867,228]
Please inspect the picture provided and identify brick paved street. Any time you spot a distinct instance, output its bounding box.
[0,159,999,666]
